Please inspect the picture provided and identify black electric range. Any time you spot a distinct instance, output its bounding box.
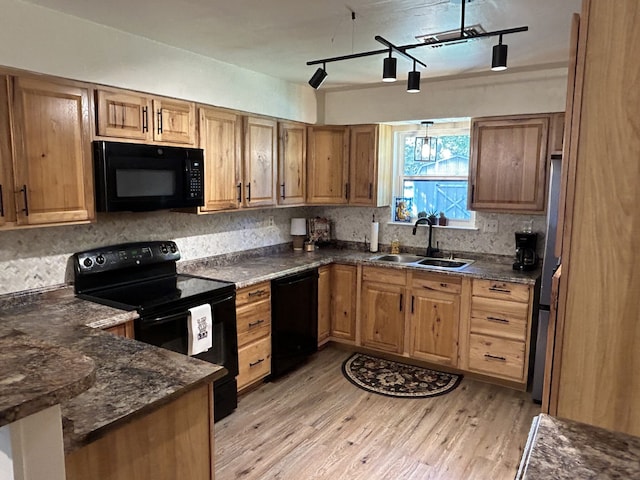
[73,241,238,421]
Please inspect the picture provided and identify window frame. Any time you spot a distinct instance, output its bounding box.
[392,120,475,228]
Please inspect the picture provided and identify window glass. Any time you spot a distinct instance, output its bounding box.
[393,121,474,225]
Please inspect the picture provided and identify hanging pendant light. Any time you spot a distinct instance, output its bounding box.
[382,50,397,82]
[407,60,421,93]
[491,34,508,71]
[414,121,437,162]
[309,62,328,89]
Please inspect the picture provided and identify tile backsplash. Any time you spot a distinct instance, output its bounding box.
[0,205,545,295]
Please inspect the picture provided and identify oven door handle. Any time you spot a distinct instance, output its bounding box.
[138,293,235,326]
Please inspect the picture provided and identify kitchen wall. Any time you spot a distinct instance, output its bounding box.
[312,206,547,258]
[0,208,307,295]
[0,0,316,124]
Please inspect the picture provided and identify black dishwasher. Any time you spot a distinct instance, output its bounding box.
[270,269,319,379]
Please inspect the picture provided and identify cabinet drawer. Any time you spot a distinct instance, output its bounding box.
[362,266,406,286]
[237,299,271,347]
[411,272,461,295]
[470,315,527,341]
[468,333,525,381]
[237,337,271,390]
[236,282,271,307]
[472,279,530,303]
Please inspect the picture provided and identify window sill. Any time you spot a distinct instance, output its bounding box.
[386,221,479,231]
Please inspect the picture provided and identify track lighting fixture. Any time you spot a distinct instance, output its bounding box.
[407,60,421,93]
[308,63,328,89]
[491,34,508,71]
[306,1,527,91]
[382,51,397,82]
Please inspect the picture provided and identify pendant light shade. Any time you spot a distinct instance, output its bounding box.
[309,65,328,89]
[491,38,508,71]
[382,56,397,82]
[407,60,421,93]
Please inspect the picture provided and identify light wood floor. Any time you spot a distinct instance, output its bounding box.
[215,346,539,480]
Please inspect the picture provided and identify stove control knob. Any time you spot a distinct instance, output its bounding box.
[161,244,168,254]
[83,257,93,268]
[96,254,106,265]
[170,244,177,253]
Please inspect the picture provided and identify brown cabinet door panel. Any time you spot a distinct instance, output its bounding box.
[153,98,196,145]
[278,121,306,205]
[361,281,405,353]
[349,125,377,205]
[306,126,349,204]
[96,89,151,141]
[330,264,357,341]
[244,116,277,207]
[410,291,459,366]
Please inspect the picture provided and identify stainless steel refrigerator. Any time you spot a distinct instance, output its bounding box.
[531,155,562,402]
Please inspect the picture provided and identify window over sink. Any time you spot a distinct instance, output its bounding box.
[392,120,475,228]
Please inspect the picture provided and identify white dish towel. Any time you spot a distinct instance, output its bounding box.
[187,303,213,356]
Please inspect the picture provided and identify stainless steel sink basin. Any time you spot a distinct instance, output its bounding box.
[370,254,426,263]
[369,254,474,270]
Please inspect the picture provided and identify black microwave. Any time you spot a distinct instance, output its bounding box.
[93,141,204,212]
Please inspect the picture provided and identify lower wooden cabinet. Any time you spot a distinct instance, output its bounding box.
[317,265,331,345]
[464,279,534,386]
[408,272,461,367]
[330,264,357,343]
[360,268,406,354]
[103,321,134,339]
[236,281,272,391]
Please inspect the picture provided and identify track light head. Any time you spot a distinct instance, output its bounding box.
[491,36,508,71]
[407,70,421,93]
[309,65,328,89]
[382,56,397,82]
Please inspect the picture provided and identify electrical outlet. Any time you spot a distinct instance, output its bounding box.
[484,219,498,233]
[268,216,274,227]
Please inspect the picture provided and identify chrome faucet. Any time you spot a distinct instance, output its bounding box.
[412,217,440,257]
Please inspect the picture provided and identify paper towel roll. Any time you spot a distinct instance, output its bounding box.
[370,222,379,252]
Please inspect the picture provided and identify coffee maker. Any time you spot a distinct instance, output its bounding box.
[513,232,538,271]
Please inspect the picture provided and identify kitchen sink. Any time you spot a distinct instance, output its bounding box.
[370,254,426,263]
[369,254,474,270]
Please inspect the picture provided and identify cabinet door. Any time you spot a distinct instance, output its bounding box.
[199,107,242,211]
[349,125,377,205]
[469,115,549,213]
[278,121,306,205]
[243,116,277,207]
[12,77,94,226]
[306,126,349,204]
[409,290,459,366]
[0,75,14,226]
[153,98,196,145]
[331,264,357,342]
[317,265,331,344]
[96,89,152,141]
[361,281,405,353]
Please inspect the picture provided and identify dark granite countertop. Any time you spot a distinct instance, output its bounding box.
[0,287,226,453]
[517,414,640,479]
[180,248,540,289]
[0,329,95,427]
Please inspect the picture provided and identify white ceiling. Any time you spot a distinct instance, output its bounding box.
[25,0,583,88]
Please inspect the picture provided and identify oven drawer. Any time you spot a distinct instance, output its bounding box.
[237,337,271,390]
[236,299,271,347]
[468,333,525,381]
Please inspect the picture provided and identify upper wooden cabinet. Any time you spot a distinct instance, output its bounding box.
[307,124,392,206]
[349,124,392,206]
[306,125,349,204]
[243,116,277,208]
[0,75,13,227]
[198,106,242,212]
[96,88,196,145]
[277,121,306,206]
[468,114,550,213]
[11,76,94,226]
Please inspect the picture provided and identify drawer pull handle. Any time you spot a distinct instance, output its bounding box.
[249,358,265,367]
[487,316,509,324]
[489,286,511,294]
[440,283,448,288]
[248,289,267,297]
[484,354,506,362]
[248,319,265,328]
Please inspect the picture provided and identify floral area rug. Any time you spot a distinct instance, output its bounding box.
[342,353,462,398]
